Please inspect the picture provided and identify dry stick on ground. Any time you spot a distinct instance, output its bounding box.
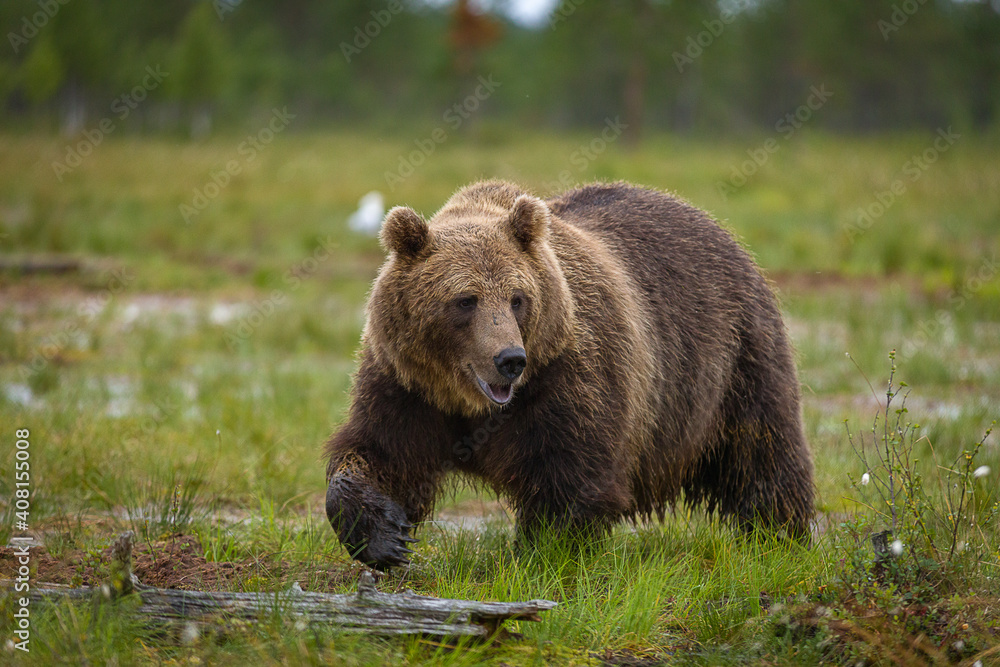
[13,532,557,640]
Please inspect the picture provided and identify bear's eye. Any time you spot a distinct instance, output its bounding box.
[511,295,523,310]
[457,296,477,312]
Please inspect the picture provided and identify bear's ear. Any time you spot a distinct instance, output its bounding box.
[508,195,551,250]
[380,206,429,257]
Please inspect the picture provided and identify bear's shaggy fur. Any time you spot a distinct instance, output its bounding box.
[325,181,814,569]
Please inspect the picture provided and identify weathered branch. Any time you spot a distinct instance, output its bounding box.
[6,533,556,640]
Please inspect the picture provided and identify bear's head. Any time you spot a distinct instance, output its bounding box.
[364,182,575,416]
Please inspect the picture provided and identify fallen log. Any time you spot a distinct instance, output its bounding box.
[7,532,557,640]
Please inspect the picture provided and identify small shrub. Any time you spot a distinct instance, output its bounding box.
[821,351,999,662]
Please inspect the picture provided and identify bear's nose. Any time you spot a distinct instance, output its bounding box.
[494,347,526,381]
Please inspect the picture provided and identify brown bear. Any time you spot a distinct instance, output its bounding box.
[325,180,814,569]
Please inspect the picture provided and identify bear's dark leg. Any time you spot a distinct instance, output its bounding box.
[504,446,631,553]
[324,364,453,570]
[688,341,815,540]
[724,417,813,540]
[326,454,419,570]
[513,503,614,555]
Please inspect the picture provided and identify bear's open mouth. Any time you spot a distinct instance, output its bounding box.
[473,373,514,405]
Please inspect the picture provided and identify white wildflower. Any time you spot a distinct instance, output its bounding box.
[973,465,990,479]
[861,472,870,486]
[890,539,904,556]
[181,621,200,645]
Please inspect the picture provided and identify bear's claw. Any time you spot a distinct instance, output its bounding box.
[326,473,418,570]
[362,516,417,570]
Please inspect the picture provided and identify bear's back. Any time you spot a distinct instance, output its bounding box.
[545,183,788,429]
[546,183,772,317]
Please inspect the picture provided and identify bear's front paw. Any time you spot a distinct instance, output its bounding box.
[326,473,418,570]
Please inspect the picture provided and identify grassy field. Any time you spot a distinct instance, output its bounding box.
[0,127,998,665]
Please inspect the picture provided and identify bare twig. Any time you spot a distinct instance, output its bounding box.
[946,425,993,565]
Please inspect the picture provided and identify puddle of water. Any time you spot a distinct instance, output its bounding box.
[208,302,249,325]
[103,375,136,418]
[3,382,34,406]
[433,499,510,532]
[118,296,199,329]
[805,391,988,423]
[786,317,849,350]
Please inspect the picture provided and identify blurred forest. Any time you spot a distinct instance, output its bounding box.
[2,0,999,139]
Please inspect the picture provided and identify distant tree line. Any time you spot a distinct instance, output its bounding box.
[2,0,998,138]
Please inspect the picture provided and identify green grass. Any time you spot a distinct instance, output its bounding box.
[0,128,998,664]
